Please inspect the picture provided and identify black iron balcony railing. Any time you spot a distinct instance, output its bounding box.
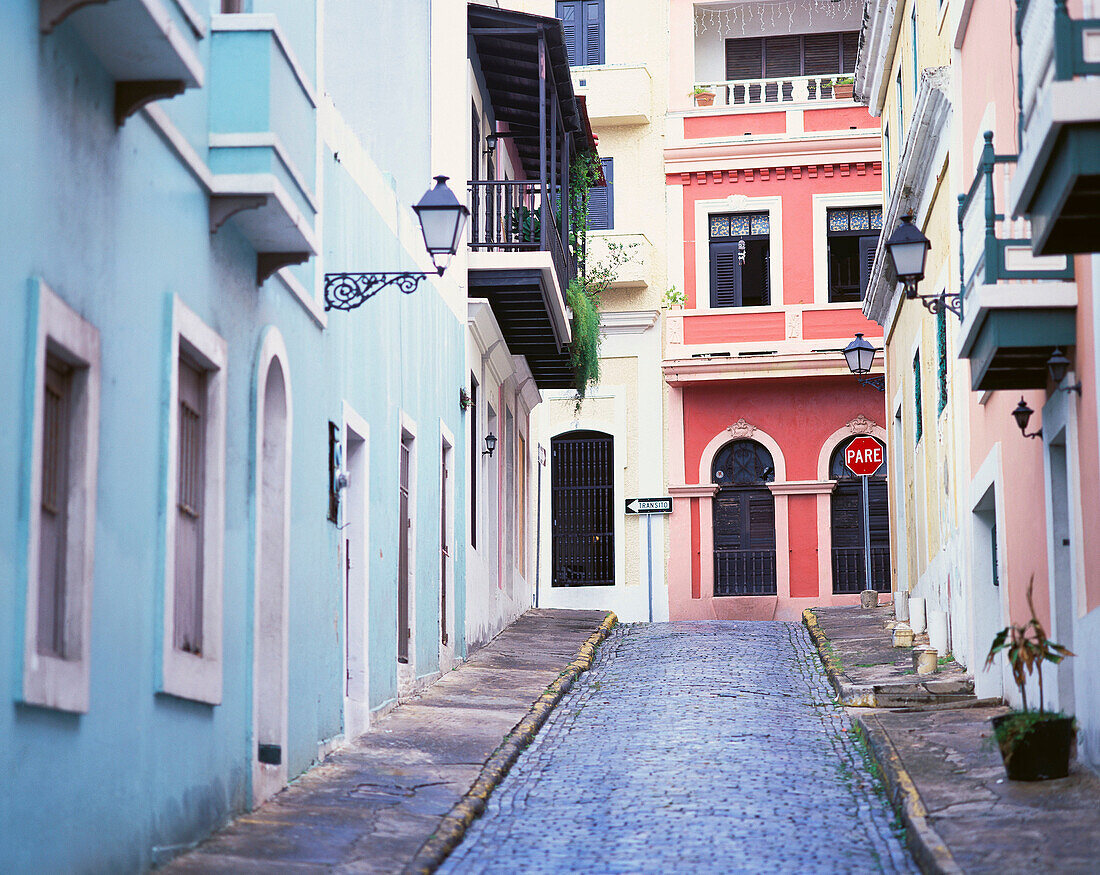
[714,548,777,596]
[831,546,891,594]
[468,179,575,293]
[957,131,1073,308]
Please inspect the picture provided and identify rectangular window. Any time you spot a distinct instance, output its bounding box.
[884,126,891,201]
[911,8,919,96]
[896,71,904,140]
[709,212,771,307]
[936,307,948,414]
[162,296,227,705]
[827,207,883,302]
[469,374,478,549]
[724,32,858,80]
[913,350,924,444]
[587,157,613,230]
[23,280,100,714]
[221,0,244,11]
[398,432,413,664]
[557,0,603,66]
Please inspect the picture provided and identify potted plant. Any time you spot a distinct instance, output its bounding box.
[832,76,855,100]
[984,581,1075,781]
[692,85,716,107]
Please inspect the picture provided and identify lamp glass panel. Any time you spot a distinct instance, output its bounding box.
[888,239,927,279]
[418,208,464,254]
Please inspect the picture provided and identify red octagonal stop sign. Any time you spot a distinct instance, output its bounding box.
[844,436,884,476]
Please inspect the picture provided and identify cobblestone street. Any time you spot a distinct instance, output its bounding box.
[441,622,915,874]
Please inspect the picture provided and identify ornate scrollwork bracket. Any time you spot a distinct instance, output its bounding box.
[323,272,435,311]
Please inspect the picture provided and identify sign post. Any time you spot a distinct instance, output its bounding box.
[625,497,673,622]
[844,437,884,592]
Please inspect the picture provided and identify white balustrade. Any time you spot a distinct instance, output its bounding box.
[694,74,855,110]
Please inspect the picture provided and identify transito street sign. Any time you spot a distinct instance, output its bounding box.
[844,436,884,477]
[625,497,673,514]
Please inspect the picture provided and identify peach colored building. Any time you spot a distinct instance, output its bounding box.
[663,0,887,621]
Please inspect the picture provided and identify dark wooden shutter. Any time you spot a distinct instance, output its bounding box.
[587,157,612,230]
[841,32,859,73]
[583,0,603,65]
[557,2,579,66]
[710,241,742,307]
[764,35,802,77]
[858,234,878,298]
[725,37,763,80]
[746,494,776,550]
[803,33,840,75]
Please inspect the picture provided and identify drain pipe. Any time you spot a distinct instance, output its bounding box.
[534,444,546,607]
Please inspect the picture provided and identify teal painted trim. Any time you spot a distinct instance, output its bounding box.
[996,239,1074,280]
[968,309,1077,389]
[11,278,42,699]
[152,292,175,695]
[1027,125,1100,254]
[1053,0,1100,79]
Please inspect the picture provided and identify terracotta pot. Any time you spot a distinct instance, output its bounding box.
[991,713,1075,781]
[695,92,715,107]
[834,83,854,100]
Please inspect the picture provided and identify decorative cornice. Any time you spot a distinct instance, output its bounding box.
[599,309,660,335]
[854,0,903,114]
[768,480,838,496]
[863,67,952,327]
[666,156,882,183]
[668,484,719,498]
[663,350,882,385]
[726,417,757,439]
[846,414,879,435]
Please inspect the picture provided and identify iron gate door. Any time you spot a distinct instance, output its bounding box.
[830,438,890,593]
[713,487,777,595]
[551,431,614,587]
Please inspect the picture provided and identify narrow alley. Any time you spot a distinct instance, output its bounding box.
[442,622,914,874]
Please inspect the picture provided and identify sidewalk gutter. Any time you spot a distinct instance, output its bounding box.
[802,608,877,706]
[404,611,618,874]
[855,713,962,875]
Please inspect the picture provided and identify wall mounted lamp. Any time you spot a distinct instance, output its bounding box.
[1012,398,1043,439]
[887,215,962,320]
[1047,348,1082,394]
[485,133,501,158]
[841,333,885,392]
[483,432,498,457]
[324,176,470,311]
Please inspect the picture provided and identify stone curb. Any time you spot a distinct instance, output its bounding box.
[855,714,962,875]
[802,609,878,707]
[402,611,619,875]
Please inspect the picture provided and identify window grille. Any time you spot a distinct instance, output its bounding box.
[174,356,206,655]
[711,440,777,596]
[829,439,891,593]
[37,356,73,658]
[551,431,614,587]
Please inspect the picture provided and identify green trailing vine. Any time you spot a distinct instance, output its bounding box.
[569,151,602,272]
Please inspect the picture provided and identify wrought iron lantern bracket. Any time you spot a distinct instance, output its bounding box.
[906,282,963,320]
[323,271,438,311]
[858,375,886,392]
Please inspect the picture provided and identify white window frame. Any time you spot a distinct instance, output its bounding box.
[398,411,418,674]
[161,295,227,705]
[811,192,884,305]
[693,194,783,313]
[22,279,100,713]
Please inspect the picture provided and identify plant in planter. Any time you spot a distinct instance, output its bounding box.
[661,285,685,309]
[984,580,1075,781]
[692,85,716,107]
[832,76,855,100]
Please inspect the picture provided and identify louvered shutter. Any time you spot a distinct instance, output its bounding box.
[764,35,802,77]
[587,157,612,230]
[583,1,603,65]
[830,485,862,548]
[725,37,764,80]
[803,33,840,75]
[841,32,859,73]
[710,241,742,307]
[858,234,878,298]
[557,2,579,66]
[713,492,743,548]
[746,493,776,550]
[868,480,890,546]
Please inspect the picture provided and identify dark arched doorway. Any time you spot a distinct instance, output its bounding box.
[551,430,614,587]
[830,437,890,593]
[711,439,776,595]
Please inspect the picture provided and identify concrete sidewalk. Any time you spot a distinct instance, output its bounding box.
[165,609,615,874]
[806,607,1100,874]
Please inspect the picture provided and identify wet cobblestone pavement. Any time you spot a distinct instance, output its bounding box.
[441,621,916,874]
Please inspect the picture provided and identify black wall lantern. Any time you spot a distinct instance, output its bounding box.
[842,333,885,391]
[1012,397,1043,439]
[1047,348,1082,394]
[887,215,962,320]
[324,176,470,311]
[483,432,498,457]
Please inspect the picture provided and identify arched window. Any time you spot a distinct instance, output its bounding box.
[829,437,890,593]
[711,440,776,596]
[551,430,614,587]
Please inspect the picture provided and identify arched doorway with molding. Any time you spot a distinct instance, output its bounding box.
[711,439,776,596]
[829,436,889,593]
[252,334,291,807]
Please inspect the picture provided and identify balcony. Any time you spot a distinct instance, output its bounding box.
[958,132,1076,391]
[207,15,318,284]
[40,0,204,125]
[1010,0,1100,254]
[572,65,651,126]
[467,180,574,388]
[693,74,856,111]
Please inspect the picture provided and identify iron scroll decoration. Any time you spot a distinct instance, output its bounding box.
[324,272,430,311]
